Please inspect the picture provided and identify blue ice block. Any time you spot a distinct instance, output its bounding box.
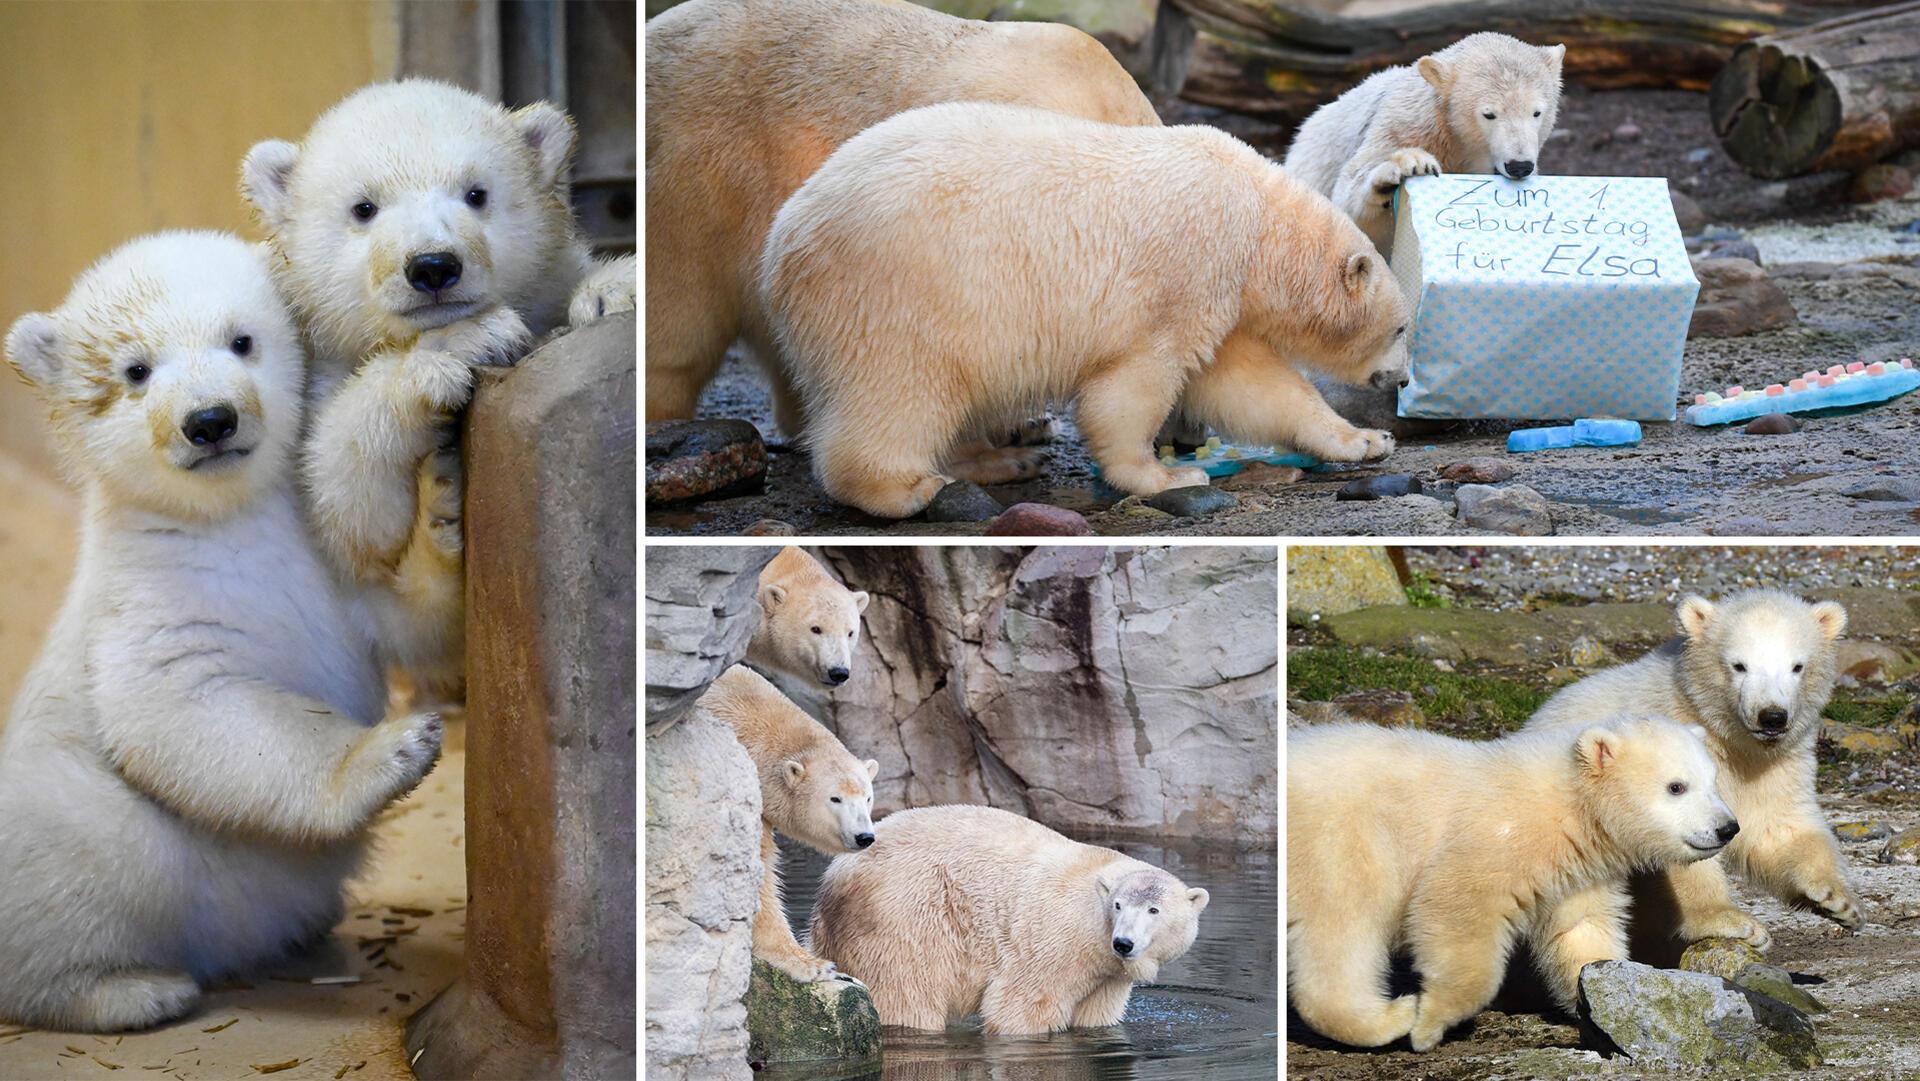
[1506,418,1642,453]
[1506,426,1575,452]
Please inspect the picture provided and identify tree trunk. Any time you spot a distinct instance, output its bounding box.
[1152,0,1888,122]
[1708,1,1920,178]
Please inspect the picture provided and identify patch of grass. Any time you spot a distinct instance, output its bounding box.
[1404,572,1450,609]
[1823,693,1908,729]
[1289,648,1552,737]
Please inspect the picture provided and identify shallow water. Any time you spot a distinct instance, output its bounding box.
[771,832,1279,1081]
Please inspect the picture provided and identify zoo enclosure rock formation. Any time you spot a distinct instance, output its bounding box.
[808,546,1279,841]
[642,543,776,1081]
[406,314,638,1078]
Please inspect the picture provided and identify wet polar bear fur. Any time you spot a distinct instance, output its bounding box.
[0,233,443,1032]
[699,666,878,982]
[240,79,636,702]
[1288,718,1735,1051]
[644,0,1158,431]
[762,101,1411,519]
[748,546,870,689]
[810,804,1209,1033]
[1526,590,1860,975]
[1285,32,1566,255]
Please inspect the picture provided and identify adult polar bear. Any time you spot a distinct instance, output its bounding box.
[241,80,635,701]
[645,0,1158,435]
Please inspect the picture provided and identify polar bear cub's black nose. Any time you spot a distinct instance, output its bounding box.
[855,832,874,849]
[827,666,850,685]
[1715,819,1741,844]
[1504,160,1535,179]
[183,405,238,447]
[1112,937,1133,956]
[406,251,463,292]
[1757,707,1790,732]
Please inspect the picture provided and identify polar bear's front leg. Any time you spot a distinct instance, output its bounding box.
[1068,976,1134,1028]
[1529,883,1629,1012]
[1182,333,1395,462]
[568,253,637,326]
[754,824,840,982]
[1660,857,1774,948]
[1076,358,1211,496]
[1741,819,1864,931]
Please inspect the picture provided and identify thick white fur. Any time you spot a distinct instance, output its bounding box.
[811,804,1207,1033]
[1527,591,1860,973]
[1288,718,1733,1051]
[644,0,1158,431]
[762,102,1411,518]
[698,666,878,983]
[239,79,636,700]
[1285,32,1566,254]
[0,233,441,1032]
[747,546,870,689]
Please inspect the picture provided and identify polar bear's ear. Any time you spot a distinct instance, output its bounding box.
[1417,56,1450,92]
[760,583,788,612]
[1187,887,1210,913]
[1575,726,1618,776]
[1543,43,1567,73]
[4,312,63,389]
[852,591,871,615]
[511,102,576,191]
[1342,252,1375,295]
[782,759,806,787]
[1687,724,1709,742]
[1676,594,1715,639]
[863,758,878,780]
[241,140,301,233]
[1809,600,1847,641]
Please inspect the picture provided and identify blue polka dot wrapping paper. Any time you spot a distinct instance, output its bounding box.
[1389,174,1699,421]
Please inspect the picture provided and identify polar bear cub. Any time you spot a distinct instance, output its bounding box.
[762,102,1411,518]
[1285,33,1566,254]
[0,232,442,1032]
[747,546,870,688]
[240,79,637,702]
[698,665,878,982]
[1527,591,1860,962]
[810,804,1209,1034]
[1288,718,1734,1051]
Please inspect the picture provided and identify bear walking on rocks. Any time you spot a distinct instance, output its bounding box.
[0,233,442,1032]
[699,665,878,983]
[1288,718,1734,1051]
[645,0,1158,433]
[747,547,870,689]
[240,79,636,704]
[1526,591,1861,978]
[761,102,1410,519]
[809,804,1209,1033]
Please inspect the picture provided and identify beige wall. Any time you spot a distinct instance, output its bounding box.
[0,0,400,479]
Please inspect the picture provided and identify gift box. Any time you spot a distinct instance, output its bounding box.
[1389,173,1698,421]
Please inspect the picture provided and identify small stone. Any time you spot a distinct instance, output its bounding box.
[1218,461,1303,492]
[1669,190,1707,235]
[1336,474,1422,501]
[1580,960,1820,1070]
[1613,122,1642,143]
[1706,239,1762,264]
[644,419,767,504]
[1881,826,1920,864]
[1329,688,1425,729]
[923,480,1003,523]
[1850,163,1914,203]
[741,519,796,537]
[1834,820,1892,842]
[1844,476,1920,502]
[1438,457,1513,485]
[1568,635,1611,668]
[1734,963,1828,1015]
[1679,937,1767,981]
[984,502,1093,537]
[1455,484,1553,535]
[1144,484,1237,518]
[1744,413,1799,435]
[1822,720,1902,756]
[1685,147,1715,165]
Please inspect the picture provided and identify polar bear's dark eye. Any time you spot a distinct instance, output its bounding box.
[811,626,822,635]
[1395,325,1407,338]
[465,187,488,209]
[1148,907,1158,915]
[1533,109,1543,117]
[351,201,378,223]
[230,335,252,357]
[1482,111,1496,120]
[1792,663,1804,673]
[1667,781,1687,796]
[1115,902,1121,910]
[829,796,841,804]
[1732,662,1747,673]
[125,363,150,385]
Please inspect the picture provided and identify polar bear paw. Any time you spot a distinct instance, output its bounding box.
[421,445,464,556]
[1683,907,1773,950]
[1369,148,1443,207]
[418,306,533,371]
[1322,427,1396,462]
[1805,883,1865,931]
[568,254,637,326]
[771,953,842,984]
[354,711,444,812]
[67,969,202,1033]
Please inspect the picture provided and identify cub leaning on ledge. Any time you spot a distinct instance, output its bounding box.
[0,232,442,1033]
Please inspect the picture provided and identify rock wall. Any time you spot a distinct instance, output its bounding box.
[795,546,1278,841]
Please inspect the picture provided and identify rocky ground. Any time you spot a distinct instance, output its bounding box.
[648,85,1920,538]
[1286,547,1920,1078]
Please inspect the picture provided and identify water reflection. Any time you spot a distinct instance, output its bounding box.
[772,832,1279,1080]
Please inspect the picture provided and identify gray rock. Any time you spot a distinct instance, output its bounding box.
[924,479,1003,522]
[1145,484,1237,517]
[1735,964,1828,1015]
[1744,413,1799,435]
[1881,826,1920,864]
[1455,484,1553,535]
[1706,239,1763,264]
[745,961,881,1072]
[1438,458,1514,485]
[1834,820,1893,842]
[1689,257,1797,339]
[645,418,767,504]
[985,502,1093,536]
[1580,960,1821,1070]
[1844,476,1920,502]
[1709,516,1786,536]
[1770,260,1837,281]
[1669,190,1707,235]
[645,548,776,731]
[1337,474,1422,500]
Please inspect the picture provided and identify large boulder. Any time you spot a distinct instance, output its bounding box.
[1285,546,1405,624]
[645,546,774,731]
[1688,257,1796,338]
[1581,960,1821,1071]
[744,961,882,1073]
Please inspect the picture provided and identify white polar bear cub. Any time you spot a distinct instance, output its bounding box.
[1285,32,1565,254]
[240,79,637,702]
[0,232,442,1033]
[747,546,870,689]
[810,804,1209,1034]
[1288,718,1734,1052]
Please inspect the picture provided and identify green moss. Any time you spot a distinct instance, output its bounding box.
[1288,648,1550,737]
[1403,572,1451,609]
[1822,693,1906,729]
[745,960,883,1068]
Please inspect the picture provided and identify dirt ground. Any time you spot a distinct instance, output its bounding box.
[652,86,1920,538]
[1285,548,1920,1078]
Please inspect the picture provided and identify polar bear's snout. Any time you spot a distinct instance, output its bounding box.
[406,251,463,294]
[1111,936,1133,956]
[183,404,239,448]
[1369,368,1410,391]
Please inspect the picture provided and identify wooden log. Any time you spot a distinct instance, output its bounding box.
[1708,1,1920,178]
[1152,0,1887,122]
